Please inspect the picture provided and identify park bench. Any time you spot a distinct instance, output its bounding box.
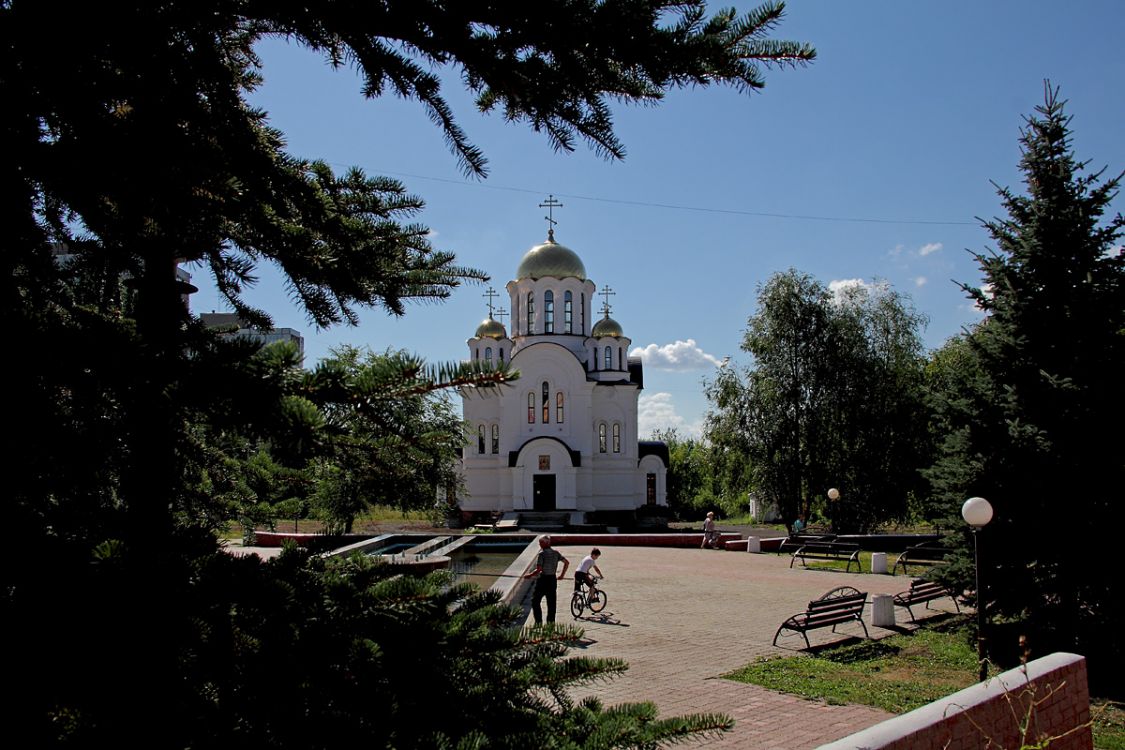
[893,579,960,621]
[790,540,863,573]
[772,586,870,649]
[892,540,949,575]
[777,533,836,554]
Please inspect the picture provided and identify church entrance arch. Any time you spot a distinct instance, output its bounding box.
[532,474,556,511]
[512,437,578,511]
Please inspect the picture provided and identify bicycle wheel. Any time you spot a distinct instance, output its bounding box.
[570,591,585,619]
[588,588,608,613]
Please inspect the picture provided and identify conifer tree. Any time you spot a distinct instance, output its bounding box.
[926,84,1124,684]
[3,1,812,744]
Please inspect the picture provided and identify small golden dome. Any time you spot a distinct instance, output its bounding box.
[591,315,623,338]
[474,316,507,340]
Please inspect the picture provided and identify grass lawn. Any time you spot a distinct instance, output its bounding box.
[223,505,436,540]
[724,615,1124,749]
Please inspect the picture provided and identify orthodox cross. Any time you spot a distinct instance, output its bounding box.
[539,194,563,241]
[495,307,508,326]
[482,287,499,317]
[598,284,616,316]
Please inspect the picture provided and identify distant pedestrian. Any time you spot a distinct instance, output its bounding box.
[792,515,806,535]
[702,511,720,549]
[524,535,569,624]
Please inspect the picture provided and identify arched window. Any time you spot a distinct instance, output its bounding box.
[564,291,573,334]
[618,347,623,370]
[474,348,479,360]
[478,425,486,454]
[613,423,621,453]
[541,381,550,423]
[527,292,535,333]
[598,423,607,453]
[605,346,612,370]
[556,392,565,423]
[527,392,535,423]
[499,347,505,364]
[581,293,586,334]
[485,346,492,364]
[544,290,554,334]
[491,424,499,454]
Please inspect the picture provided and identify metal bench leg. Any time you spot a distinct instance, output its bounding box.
[857,616,870,639]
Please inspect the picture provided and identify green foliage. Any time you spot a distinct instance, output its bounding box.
[923,84,1124,685]
[305,346,509,533]
[4,0,810,743]
[705,270,931,533]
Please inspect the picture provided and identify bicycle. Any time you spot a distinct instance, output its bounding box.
[570,575,608,618]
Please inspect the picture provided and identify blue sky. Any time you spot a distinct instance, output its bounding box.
[188,0,1125,438]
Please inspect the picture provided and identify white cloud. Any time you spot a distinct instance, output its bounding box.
[888,244,905,259]
[638,392,702,439]
[829,278,869,294]
[914,276,928,287]
[630,339,723,370]
[918,242,943,256]
[828,278,889,304]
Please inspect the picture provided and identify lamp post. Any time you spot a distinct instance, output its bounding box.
[962,496,993,682]
[826,488,839,532]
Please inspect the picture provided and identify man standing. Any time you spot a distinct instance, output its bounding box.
[524,535,569,624]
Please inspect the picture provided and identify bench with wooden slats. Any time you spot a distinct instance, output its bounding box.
[772,586,870,649]
[790,541,863,573]
[893,579,960,621]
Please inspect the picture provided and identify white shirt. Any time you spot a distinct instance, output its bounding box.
[577,555,598,574]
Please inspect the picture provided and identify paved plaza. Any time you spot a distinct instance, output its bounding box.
[524,544,955,749]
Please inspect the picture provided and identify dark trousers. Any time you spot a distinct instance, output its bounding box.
[532,576,557,624]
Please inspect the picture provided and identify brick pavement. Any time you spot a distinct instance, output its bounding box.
[524,545,957,749]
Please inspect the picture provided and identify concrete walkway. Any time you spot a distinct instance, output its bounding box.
[523,544,955,749]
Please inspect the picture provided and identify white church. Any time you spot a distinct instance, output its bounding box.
[457,209,668,526]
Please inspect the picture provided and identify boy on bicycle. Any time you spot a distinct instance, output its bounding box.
[574,548,604,591]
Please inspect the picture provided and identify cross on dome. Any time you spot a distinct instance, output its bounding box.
[598,284,616,317]
[482,286,499,317]
[539,194,564,242]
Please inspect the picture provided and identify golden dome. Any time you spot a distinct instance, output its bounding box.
[516,238,587,281]
[591,315,623,338]
[474,316,507,339]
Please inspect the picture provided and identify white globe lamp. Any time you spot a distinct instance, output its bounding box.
[961,496,993,528]
[827,488,840,501]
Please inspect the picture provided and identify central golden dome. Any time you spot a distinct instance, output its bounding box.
[516,238,587,281]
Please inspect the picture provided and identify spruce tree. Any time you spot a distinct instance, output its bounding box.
[926,84,1124,685]
[3,1,813,743]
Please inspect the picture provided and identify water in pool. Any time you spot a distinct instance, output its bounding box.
[448,547,522,589]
